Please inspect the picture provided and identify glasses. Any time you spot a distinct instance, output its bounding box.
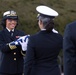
[7,19,17,22]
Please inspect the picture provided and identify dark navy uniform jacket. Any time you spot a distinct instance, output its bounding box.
[63,21,76,75]
[0,28,25,74]
[24,30,63,75]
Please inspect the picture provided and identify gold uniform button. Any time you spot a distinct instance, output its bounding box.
[14,58,16,60]
[14,52,16,55]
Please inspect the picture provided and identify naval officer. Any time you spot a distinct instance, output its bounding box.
[0,10,26,75]
[24,5,63,75]
[63,21,76,75]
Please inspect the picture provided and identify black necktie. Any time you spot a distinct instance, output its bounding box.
[10,31,13,36]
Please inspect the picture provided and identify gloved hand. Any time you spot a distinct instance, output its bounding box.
[52,28,58,33]
[18,35,30,51]
[8,37,22,50]
[8,35,30,50]
[8,41,20,50]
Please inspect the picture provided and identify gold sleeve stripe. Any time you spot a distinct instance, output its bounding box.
[21,50,26,56]
[9,44,17,50]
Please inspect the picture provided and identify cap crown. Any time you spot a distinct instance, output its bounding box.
[3,10,17,17]
[2,10,18,20]
[36,5,58,17]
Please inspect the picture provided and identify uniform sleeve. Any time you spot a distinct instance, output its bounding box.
[0,33,11,52]
[63,25,76,75]
[24,37,35,75]
[0,32,21,53]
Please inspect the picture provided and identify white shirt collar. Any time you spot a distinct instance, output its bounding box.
[6,27,14,32]
[41,29,46,31]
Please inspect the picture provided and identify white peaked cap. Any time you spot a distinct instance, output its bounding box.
[3,11,10,16]
[36,5,59,17]
[3,10,17,16]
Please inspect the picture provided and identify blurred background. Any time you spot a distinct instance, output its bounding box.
[0,0,76,74]
[0,0,76,35]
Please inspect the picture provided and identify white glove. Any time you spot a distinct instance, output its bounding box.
[18,35,30,51]
[8,41,18,50]
[52,28,58,33]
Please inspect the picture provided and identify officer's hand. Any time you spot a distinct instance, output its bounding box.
[19,35,30,51]
[52,28,58,33]
[8,37,23,50]
[8,40,20,50]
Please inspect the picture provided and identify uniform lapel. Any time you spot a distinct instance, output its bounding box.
[4,29,15,41]
[3,29,13,42]
[12,29,20,40]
